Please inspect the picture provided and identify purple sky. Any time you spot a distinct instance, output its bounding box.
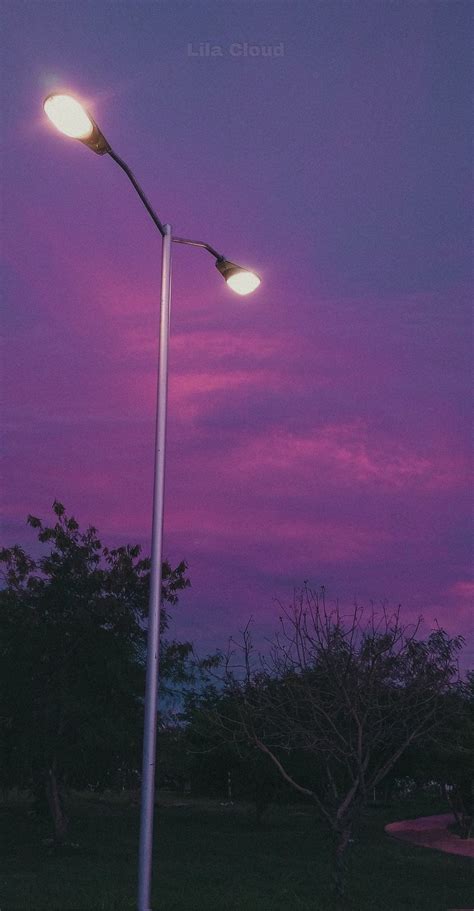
[2,1,473,663]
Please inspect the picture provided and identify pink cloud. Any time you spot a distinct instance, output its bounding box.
[3,198,471,666]
[165,501,391,572]
[450,580,474,600]
[223,422,468,492]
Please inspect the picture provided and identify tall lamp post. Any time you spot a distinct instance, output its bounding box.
[43,92,261,911]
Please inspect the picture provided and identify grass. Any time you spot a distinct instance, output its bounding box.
[1,792,473,911]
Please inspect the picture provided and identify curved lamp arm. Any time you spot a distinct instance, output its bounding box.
[108,148,166,237]
[172,236,224,261]
[108,152,225,262]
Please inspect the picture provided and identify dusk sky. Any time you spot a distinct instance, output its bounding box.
[2,1,472,664]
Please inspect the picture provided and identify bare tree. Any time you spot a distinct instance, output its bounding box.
[199,586,463,895]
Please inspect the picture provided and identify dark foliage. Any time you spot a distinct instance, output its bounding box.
[0,501,190,837]
[192,585,465,894]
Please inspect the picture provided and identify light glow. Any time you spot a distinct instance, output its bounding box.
[44,94,94,139]
[226,270,261,296]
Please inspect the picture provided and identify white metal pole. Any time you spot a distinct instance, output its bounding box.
[137,223,172,911]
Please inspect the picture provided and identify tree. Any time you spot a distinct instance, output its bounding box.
[0,501,190,839]
[439,672,474,838]
[184,684,283,821]
[197,586,464,895]
[396,673,474,837]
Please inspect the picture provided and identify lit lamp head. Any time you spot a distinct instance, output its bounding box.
[43,93,111,155]
[215,258,261,296]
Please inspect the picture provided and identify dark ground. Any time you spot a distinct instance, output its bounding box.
[1,792,472,911]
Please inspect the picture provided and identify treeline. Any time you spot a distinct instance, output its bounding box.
[1,504,472,894]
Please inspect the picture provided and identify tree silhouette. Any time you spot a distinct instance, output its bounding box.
[0,501,190,840]
[196,586,464,895]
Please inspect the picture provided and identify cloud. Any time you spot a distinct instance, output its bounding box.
[221,422,467,493]
[2,198,471,663]
[450,580,474,601]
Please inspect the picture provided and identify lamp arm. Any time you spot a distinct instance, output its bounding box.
[106,152,224,259]
[108,148,166,237]
[172,236,225,261]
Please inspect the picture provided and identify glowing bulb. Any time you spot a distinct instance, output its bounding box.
[44,94,94,139]
[226,270,261,296]
[215,258,261,295]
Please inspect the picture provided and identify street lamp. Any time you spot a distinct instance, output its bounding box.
[43,92,261,911]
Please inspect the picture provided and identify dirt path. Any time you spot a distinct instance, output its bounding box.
[385,813,474,858]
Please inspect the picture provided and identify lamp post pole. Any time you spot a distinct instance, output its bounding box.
[42,91,261,911]
[138,223,172,911]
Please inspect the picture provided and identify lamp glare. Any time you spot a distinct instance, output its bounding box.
[226,271,261,296]
[44,94,94,140]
